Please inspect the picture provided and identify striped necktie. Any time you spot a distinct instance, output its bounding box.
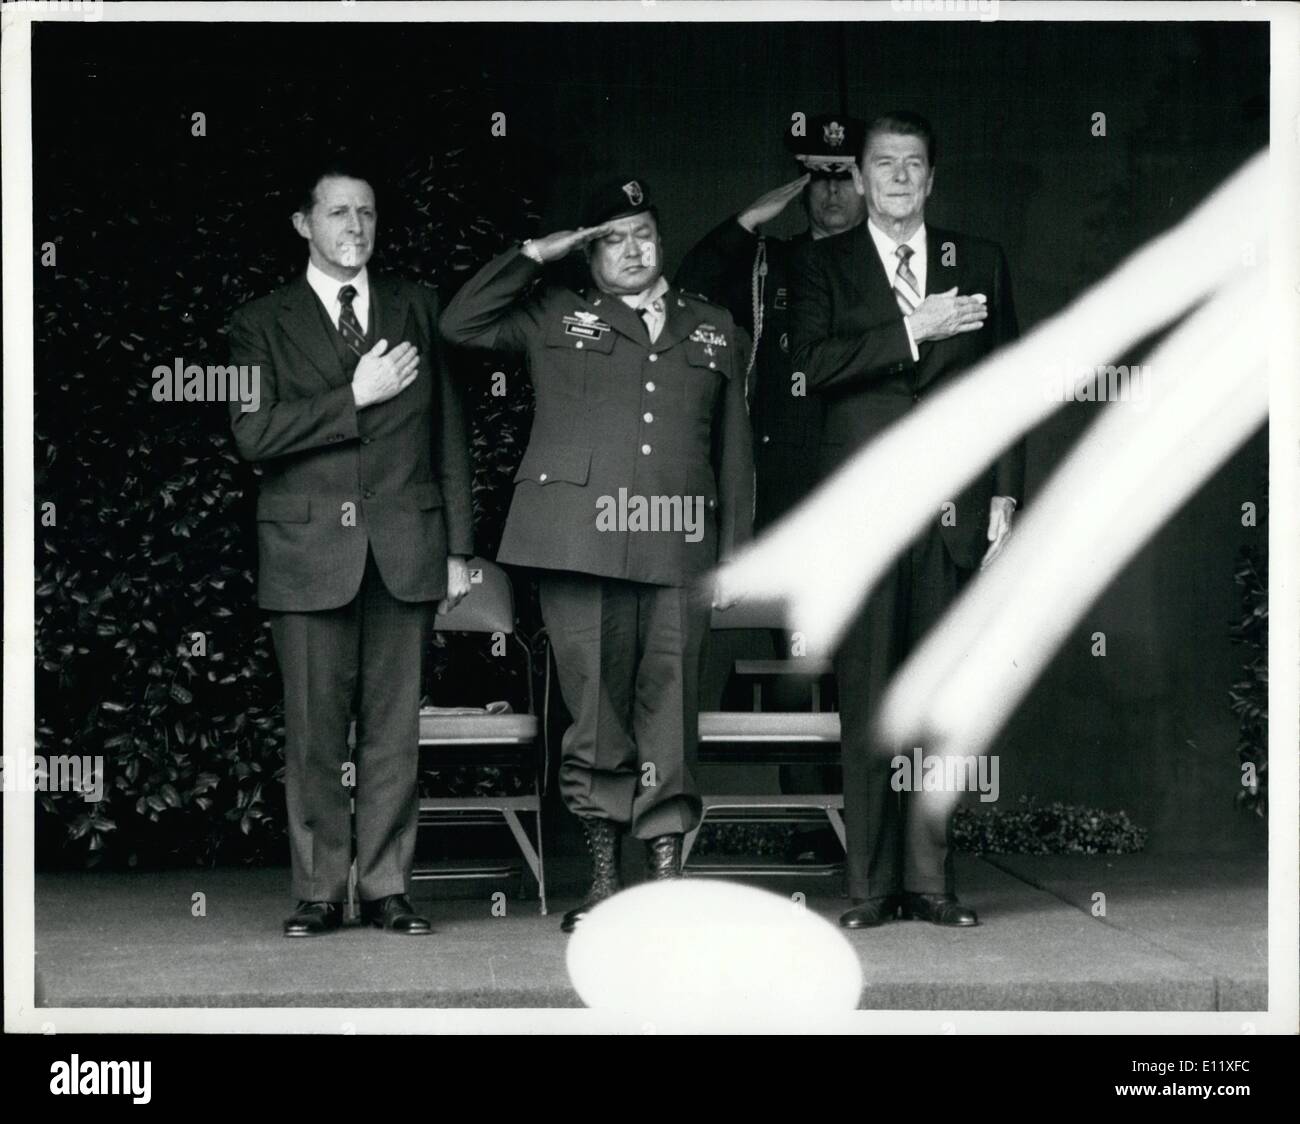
[337,284,366,358]
[893,244,923,316]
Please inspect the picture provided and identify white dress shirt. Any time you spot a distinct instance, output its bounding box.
[306,260,370,335]
[619,275,670,343]
[866,218,927,361]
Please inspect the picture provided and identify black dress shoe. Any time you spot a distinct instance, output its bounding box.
[361,894,432,935]
[283,900,343,938]
[901,892,979,927]
[838,896,900,929]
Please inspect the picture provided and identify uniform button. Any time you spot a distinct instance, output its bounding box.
[643,412,654,423]
[648,353,658,363]
[708,361,716,369]
[575,341,584,350]
[761,434,771,445]
[641,444,652,455]
[361,436,372,445]
[539,473,548,482]
[645,381,656,392]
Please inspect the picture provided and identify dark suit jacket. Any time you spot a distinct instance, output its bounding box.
[790,222,1025,569]
[228,272,474,611]
[440,247,754,587]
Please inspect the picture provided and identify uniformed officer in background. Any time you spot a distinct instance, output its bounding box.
[677,113,867,529]
[677,115,867,865]
[440,178,754,932]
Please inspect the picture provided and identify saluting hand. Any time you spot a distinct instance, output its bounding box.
[524,224,617,263]
[738,175,811,233]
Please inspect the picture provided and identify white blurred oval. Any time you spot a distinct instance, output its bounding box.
[566,880,862,1022]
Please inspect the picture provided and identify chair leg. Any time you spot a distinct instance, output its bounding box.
[825,807,848,851]
[681,815,706,869]
[534,806,548,916]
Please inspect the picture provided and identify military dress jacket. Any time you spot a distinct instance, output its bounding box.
[440,247,754,587]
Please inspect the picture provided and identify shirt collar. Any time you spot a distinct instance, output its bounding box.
[616,274,669,311]
[866,217,927,261]
[306,260,369,308]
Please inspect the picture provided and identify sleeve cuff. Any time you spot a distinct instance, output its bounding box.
[902,316,920,362]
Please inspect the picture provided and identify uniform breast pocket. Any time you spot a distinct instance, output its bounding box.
[682,341,727,417]
[541,318,616,400]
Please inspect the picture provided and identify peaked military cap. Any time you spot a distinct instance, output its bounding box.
[785,114,868,177]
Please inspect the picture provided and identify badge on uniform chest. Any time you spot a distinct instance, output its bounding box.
[562,310,612,340]
[773,287,788,311]
[689,324,728,353]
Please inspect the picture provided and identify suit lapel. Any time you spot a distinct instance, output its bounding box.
[369,272,412,352]
[278,275,347,389]
[846,223,898,321]
[925,225,960,305]
[917,225,960,383]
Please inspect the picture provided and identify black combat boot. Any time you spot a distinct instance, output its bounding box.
[646,833,684,880]
[561,817,623,933]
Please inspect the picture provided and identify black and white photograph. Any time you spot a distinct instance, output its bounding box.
[2,0,1297,1067]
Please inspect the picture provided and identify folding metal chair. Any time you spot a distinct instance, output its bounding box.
[685,598,845,874]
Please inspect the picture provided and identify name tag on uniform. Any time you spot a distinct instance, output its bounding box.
[563,310,612,340]
[689,323,728,348]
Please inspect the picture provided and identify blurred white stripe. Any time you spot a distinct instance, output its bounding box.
[877,274,1266,805]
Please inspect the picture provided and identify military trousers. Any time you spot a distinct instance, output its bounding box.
[269,548,432,903]
[836,528,972,901]
[538,571,709,840]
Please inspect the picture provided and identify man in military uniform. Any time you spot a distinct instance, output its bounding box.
[677,114,867,864]
[677,113,867,530]
[440,178,754,932]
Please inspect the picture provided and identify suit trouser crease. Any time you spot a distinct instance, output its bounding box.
[836,529,968,900]
[271,550,431,902]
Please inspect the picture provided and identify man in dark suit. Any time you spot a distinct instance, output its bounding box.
[790,112,1025,929]
[440,178,753,932]
[677,114,868,866]
[228,161,474,937]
